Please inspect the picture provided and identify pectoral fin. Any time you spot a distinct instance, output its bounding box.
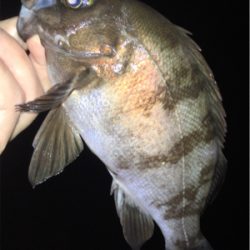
[16,81,73,112]
[16,68,95,113]
[29,107,83,187]
[111,181,154,250]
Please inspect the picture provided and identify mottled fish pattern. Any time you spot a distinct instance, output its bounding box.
[17,0,226,249]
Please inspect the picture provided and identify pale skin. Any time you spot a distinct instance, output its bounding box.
[0,17,51,154]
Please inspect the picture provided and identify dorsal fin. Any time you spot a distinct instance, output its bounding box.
[174,25,227,204]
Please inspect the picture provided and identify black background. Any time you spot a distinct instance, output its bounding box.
[0,1,248,250]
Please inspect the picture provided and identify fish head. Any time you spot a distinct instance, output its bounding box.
[17,0,123,84]
[17,0,120,58]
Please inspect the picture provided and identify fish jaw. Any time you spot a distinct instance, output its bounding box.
[18,0,57,41]
[17,5,36,41]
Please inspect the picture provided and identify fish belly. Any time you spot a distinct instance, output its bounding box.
[64,78,217,249]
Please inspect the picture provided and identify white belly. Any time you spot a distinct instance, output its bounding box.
[63,83,181,173]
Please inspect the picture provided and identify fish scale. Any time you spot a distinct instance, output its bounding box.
[17,0,226,249]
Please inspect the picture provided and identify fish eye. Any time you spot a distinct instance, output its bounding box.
[63,0,95,9]
[65,0,83,9]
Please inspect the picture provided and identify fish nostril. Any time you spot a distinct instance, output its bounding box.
[58,40,64,47]
[54,35,69,48]
[21,0,37,9]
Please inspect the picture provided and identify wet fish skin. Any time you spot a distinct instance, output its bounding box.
[17,0,226,249]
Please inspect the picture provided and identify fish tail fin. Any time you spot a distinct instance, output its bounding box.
[190,236,213,250]
[132,247,141,250]
[162,231,213,250]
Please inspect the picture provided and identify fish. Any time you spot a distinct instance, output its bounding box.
[17,0,226,249]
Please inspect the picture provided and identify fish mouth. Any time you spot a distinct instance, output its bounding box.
[18,6,102,59]
[17,0,57,41]
[17,5,36,41]
[18,0,115,60]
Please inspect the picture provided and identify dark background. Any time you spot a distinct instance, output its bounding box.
[0,1,248,250]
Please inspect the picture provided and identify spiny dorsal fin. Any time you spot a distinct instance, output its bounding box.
[175,24,227,142]
[175,25,227,204]
[29,107,83,187]
[111,181,154,250]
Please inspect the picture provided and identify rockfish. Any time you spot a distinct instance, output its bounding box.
[17,0,226,249]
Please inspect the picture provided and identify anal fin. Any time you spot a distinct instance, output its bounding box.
[29,107,83,187]
[111,181,154,250]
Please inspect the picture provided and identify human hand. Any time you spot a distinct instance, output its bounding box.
[0,17,51,153]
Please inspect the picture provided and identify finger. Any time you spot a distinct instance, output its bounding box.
[0,59,24,153]
[0,18,51,92]
[0,28,44,139]
[0,17,27,49]
[27,35,51,92]
[0,28,44,102]
[12,36,52,139]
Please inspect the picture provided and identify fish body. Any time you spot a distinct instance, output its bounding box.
[17,0,226,249]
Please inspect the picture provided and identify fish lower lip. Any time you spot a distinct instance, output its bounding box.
[17,5,36,41]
